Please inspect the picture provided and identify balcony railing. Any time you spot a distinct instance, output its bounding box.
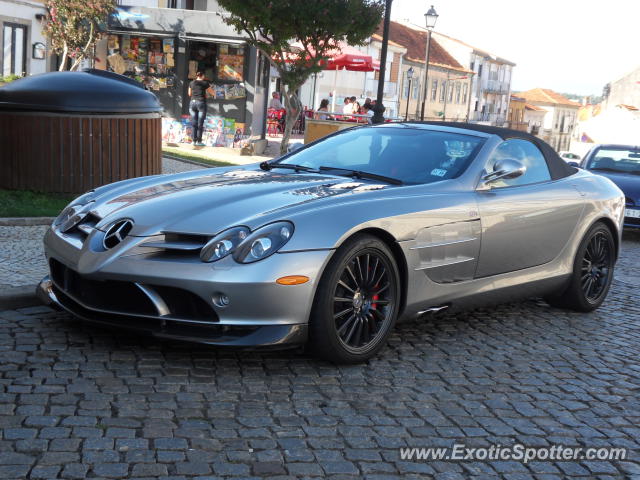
[484,80,510,94]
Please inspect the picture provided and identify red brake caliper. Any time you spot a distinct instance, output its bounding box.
[372,293,379,310]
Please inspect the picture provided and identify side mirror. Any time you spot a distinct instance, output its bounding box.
[479,159,526,189]
[568,161,581,168]
[287,143,303,154]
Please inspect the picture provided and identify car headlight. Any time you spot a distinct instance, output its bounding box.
[200,226,250,263]
[233,221,294,264]
[53,190,96,232]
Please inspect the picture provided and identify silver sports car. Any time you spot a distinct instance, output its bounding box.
[38,123,625,363]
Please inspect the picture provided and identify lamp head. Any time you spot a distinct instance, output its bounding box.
[425,5,439,30]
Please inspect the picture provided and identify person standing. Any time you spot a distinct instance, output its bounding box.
[188,71,214,146]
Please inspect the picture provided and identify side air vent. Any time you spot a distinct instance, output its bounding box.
[138,232,211,257]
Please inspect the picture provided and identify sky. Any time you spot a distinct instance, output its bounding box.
[391,0,640,96]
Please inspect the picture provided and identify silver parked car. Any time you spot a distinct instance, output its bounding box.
[38,123,625,363]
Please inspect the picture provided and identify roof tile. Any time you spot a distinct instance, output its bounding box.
[375,21,465,71]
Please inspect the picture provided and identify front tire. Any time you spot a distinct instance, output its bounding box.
[309,234,401,363]
[546,221,615,312]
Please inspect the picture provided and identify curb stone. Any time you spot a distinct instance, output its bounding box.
[0,284,41,310]
[0,217,54,226]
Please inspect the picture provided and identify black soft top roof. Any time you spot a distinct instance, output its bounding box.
[410,121,578,180]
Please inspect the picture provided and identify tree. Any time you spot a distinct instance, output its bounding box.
[217,0,384,154]
[43,0,116,72]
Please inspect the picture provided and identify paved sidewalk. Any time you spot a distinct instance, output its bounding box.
[163,134,304,165]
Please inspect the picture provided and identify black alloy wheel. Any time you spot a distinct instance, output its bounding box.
[545,221,616,312]
[309,234,401,363]
[332,251,396,353]
[581,230,613,303]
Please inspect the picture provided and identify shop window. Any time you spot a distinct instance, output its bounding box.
[105,35,176,90]
[2,23,27,77]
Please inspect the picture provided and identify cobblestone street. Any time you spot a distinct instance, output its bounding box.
[0,232,639,478]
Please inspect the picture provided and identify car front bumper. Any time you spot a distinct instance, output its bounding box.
[40,227,335,348]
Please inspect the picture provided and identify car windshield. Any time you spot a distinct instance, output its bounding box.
[277,126,486,185]
[587,147,640,175]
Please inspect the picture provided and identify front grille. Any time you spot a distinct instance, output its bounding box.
[50,259,156,315]
[50,258,218,321]
[625,216,640,226]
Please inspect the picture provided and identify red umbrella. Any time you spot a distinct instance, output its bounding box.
[322,43,379,111]
[325,44,380,72]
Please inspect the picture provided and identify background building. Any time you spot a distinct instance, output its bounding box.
[603,65,640,110]
[96,1,268,137]
[430,31,515,126]
[0,0,48,77]
[382,21,473,122]
[507,94,526,131]
[517,88,580,151]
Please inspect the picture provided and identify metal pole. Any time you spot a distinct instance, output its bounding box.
[405,77,412,121]
[419,29,432,121]
[372,0,392,124]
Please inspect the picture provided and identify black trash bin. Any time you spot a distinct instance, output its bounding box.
[0,69,162,193]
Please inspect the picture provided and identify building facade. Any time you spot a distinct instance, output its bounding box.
[429,30,515,126]
[523,103,546,136]
[603,64,640,110]
[0,0,48,78]
[507,95,527,131]
[518,88,580,151]
[384,21,473,122]
[96,1,268,137]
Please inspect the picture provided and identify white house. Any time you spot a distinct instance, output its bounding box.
[0,0,48,77]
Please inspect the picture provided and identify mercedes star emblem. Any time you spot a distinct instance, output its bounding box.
[103,219,134,249]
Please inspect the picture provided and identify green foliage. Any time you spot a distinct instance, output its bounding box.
[0,74,22,84]
[42,0,116,71]
[217,0,384,152]
[162,147,238,167]
[0,190,75,217]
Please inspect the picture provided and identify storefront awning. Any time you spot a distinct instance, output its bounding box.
[179,35,246,45]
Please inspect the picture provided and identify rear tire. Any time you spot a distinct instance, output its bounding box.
[309,234,401,364]
[545,221,615,312]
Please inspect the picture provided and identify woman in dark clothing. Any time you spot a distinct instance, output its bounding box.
[188,71,214,146]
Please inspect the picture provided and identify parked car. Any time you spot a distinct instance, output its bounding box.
[558,151,582,162]
[38,123,625,363]
[575,144,640,228]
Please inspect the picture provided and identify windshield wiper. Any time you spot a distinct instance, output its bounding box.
[260,162,319,173]
[318,166,403,185]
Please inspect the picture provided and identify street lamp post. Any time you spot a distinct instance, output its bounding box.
[372,0,393,124]
[419,5,439,121]
[404,67,414,121]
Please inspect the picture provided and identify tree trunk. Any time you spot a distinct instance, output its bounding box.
[58,45,68,71]
[280,88,301,155]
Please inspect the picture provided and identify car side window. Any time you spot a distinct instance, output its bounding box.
[485,139,551,188]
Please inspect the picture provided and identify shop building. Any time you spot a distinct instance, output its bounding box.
[96,4,269,139]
